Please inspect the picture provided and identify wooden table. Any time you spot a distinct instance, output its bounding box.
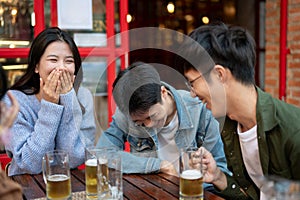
[11,169,224,200]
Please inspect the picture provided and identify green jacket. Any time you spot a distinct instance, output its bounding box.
[218,87,300,200]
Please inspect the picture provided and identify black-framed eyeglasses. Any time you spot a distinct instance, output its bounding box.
[185,75,202,91]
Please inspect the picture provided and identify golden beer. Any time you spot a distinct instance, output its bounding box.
[85,159,98,198]
[46,174,71,199]
[180,169,203,199]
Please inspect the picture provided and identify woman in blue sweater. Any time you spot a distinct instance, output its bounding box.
[3,27,96,176]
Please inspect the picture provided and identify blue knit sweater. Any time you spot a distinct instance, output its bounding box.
[3,87,96,176]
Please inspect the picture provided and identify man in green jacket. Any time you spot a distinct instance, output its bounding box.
[179,22,300,199]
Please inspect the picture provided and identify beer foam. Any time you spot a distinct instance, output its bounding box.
[47,174,69,182]
[98,158,108,165]
[85,159,97,167]
[181,169,202,180]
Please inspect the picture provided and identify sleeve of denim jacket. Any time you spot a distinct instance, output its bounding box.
[200,107,232,176]
[96,114,162,174]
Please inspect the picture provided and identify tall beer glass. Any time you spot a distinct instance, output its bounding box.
[98,148,123,200]
[42,150,71,200]
[85,147,105,199]
[179,146,203,200]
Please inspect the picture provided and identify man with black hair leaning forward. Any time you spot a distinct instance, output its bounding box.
[96,61,231,192]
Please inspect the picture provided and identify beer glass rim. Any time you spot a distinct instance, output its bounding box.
[45,149,68,156]
[181,146,198,152]
[85,147,119,156]
[86,146,118,151]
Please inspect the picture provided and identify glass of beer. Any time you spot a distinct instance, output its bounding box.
[179,146,203,200]
[85,147,106,199]
[42,150,71,200]
[98,148,123,200]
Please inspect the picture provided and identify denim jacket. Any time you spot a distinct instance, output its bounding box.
[97,82,230,186]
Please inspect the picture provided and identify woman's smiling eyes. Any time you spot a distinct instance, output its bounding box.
[65,59,74,64]
[47,58,58,63]
[46,57,74,64]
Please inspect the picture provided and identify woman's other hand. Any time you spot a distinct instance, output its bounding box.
[59,69,74,94]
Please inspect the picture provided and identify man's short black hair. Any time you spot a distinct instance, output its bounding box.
[179,22,256,85]
[112,62,162,116]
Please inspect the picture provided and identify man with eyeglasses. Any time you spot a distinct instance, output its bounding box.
[179,22,300,199]
[96,62,231,191]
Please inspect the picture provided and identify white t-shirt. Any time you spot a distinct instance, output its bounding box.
[157,112,179,173]
[237,124,267,200]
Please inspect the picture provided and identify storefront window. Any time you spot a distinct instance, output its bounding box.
[44,0,108,48]
[0,0,33,48]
